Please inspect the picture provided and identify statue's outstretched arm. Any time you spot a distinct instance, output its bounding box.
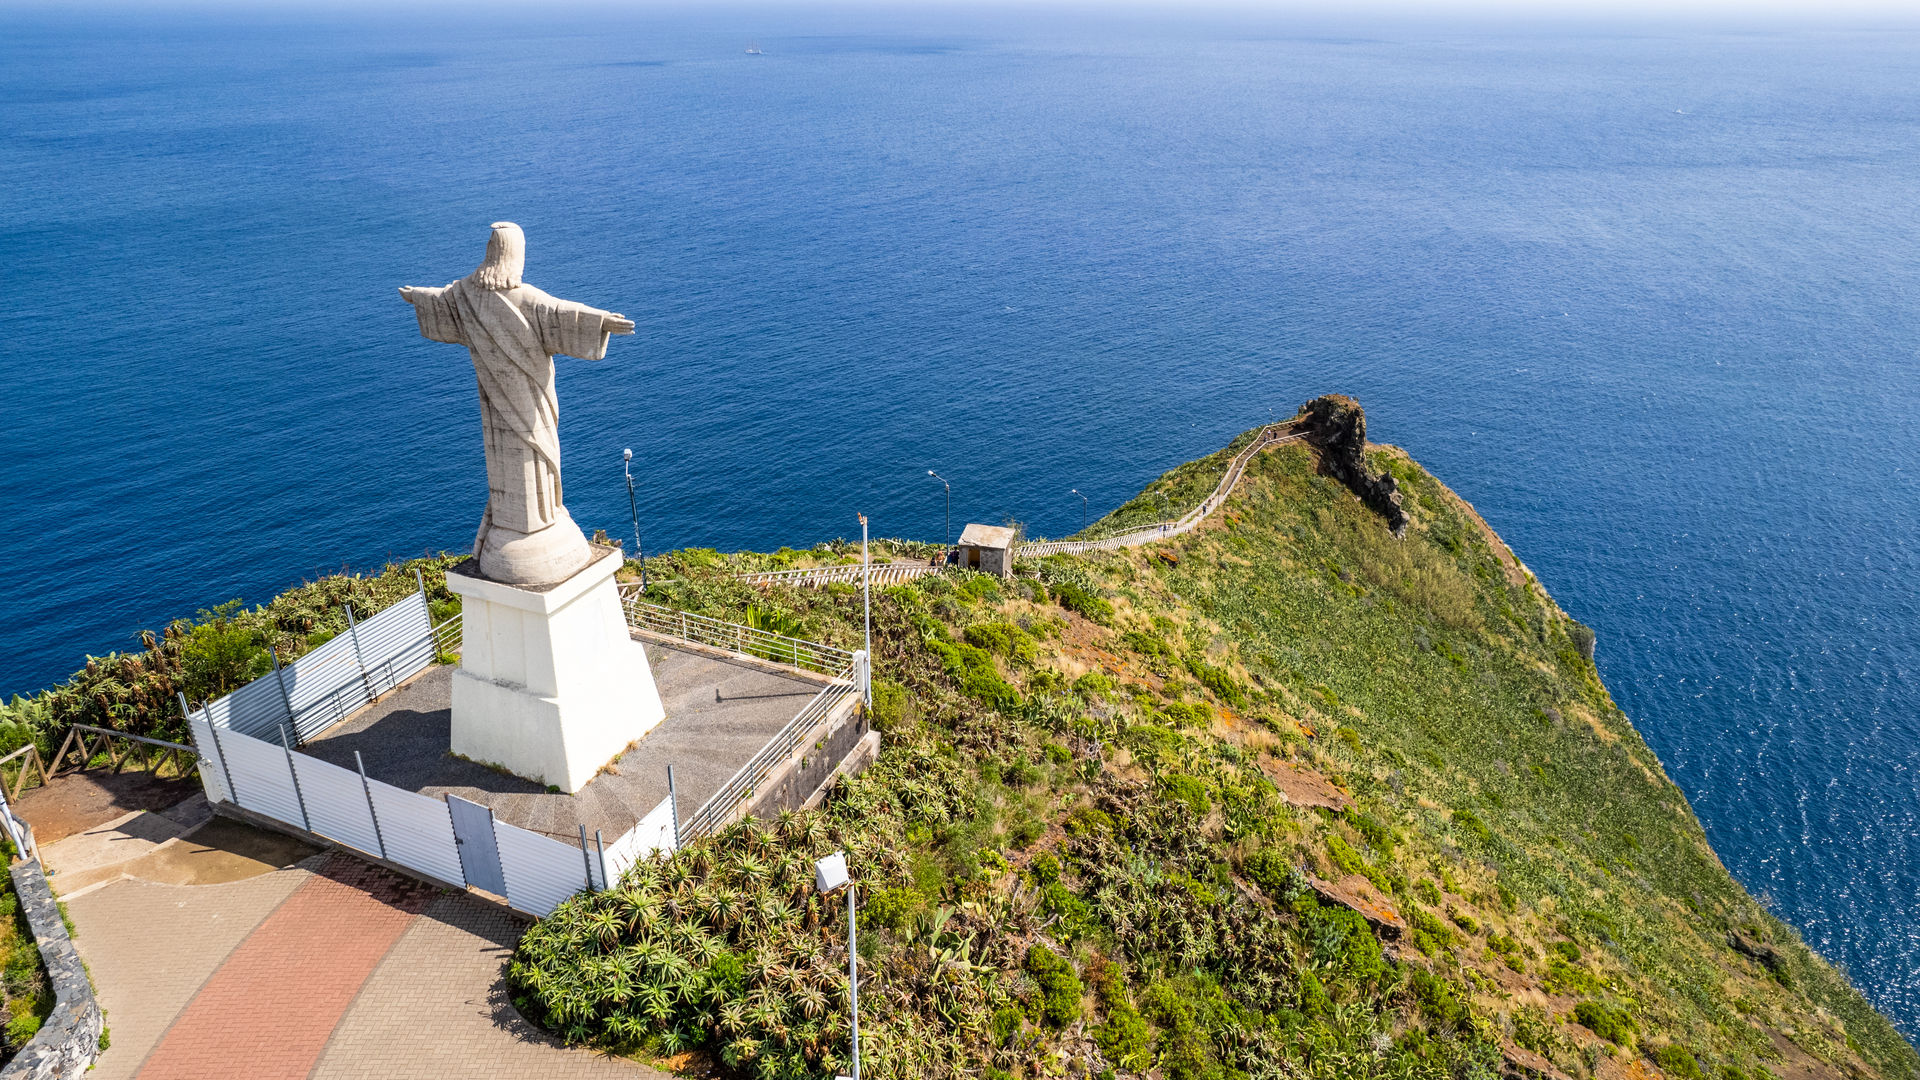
[399,284,462,344]
[523,288,632,360]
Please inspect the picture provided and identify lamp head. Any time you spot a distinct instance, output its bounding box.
[624,448,633,462]
[814,851,850,894]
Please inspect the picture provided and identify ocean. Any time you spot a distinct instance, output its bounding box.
[2,7,1917,1033]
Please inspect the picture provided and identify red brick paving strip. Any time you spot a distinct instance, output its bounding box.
[133,856,438,1080]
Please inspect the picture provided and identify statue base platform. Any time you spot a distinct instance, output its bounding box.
[445,544,665,793]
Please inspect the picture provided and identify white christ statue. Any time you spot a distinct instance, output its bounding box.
[400,222,635,585]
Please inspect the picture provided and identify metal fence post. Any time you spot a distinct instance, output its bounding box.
[667,765,680,848]
[415,567,427,598]
[355,750,388,860]
[269,646,297,741]
[279,724,312,833]
[578,824,596,889]
[345,604,376,704]
[595,829,609,890]
[189,696,239,807]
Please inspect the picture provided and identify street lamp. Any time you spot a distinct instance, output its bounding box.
[623,449,647,591]
[926,470,951,547]
[858,513,872,703]
[814,851,859,1080]
[1069,488,1087,533]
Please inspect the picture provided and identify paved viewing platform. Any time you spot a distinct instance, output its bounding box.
[302,635,837,844]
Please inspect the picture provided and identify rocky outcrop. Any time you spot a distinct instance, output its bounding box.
[1306,872,1407,941]
[1728,928,1787,975]
[1300,395,1408,537]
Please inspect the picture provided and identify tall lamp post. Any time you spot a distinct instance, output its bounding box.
[814,851,859,1080]
[926,470,951,547]
[858,513,872,704]
[1069,488,1087,534]
[623,448,647,590]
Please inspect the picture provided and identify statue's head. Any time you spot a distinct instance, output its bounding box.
[470,221,525,291]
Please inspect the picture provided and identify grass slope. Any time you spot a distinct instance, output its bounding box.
[511,425,1916,1080]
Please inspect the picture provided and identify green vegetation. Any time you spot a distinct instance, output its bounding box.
[1575,1000,1635,1045]
[0,848,53,1057]
[510,421,1913,1080]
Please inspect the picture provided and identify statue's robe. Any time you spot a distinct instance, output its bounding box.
[405,276,617,581]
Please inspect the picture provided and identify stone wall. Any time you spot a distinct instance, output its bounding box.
[1300,395,1408,537]
[0,861,101,1080]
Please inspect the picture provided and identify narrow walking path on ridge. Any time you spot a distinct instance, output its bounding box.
[738,420,1306,588]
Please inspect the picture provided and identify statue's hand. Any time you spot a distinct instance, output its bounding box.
[398,286,422,304]
[602,313,636,335]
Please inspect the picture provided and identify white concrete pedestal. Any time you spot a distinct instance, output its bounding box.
[445,545,665,793]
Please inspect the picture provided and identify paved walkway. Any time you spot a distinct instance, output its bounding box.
[66,849,657,1079]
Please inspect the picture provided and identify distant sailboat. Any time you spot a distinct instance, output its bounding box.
[745,41,763,55]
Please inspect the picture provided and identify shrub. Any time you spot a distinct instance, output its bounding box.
[180,600,272,696]
[1410,908,1460,957]
[966,621,1036,663]
[991,1005,1024,1047]
[1040,882,1096,941]
[1244,848,1302,901]
[1006,813,1045,849]
[1055,582,1114,624]
[1024,945,1084,1027]
[934,641,1021,711]
[1122,629,1178,663]
[1073,671,1116,698]
[1293,896,1386,983]
[1546,958,1606,997]
[1652,1045,1705,1080]
[1346,811,1397,858]
[1065,805,1116,837]
[1163,701,1211,728]
[1488,932,1528,972]
[1412,879,1442,906]
[1451,808,1493,845]
[1410,967,1471,1032]
[1087,957,1153,1070]
[1002,755,1044,788]
[869,679,909,731]
[1185,656,1245,706]
[863,886,921,931]
[1326,834,1395,895]
[1574,1000,1634,1045]
[1161,773,1210,816]
[961,574,1003,602]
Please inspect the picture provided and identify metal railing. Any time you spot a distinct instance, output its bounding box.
[737,562,944,588]
[0,783,34,861]
[432,613,463,657]
[618,591,854,677]
[676,651,867,843]
[1018,425,1304,558]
